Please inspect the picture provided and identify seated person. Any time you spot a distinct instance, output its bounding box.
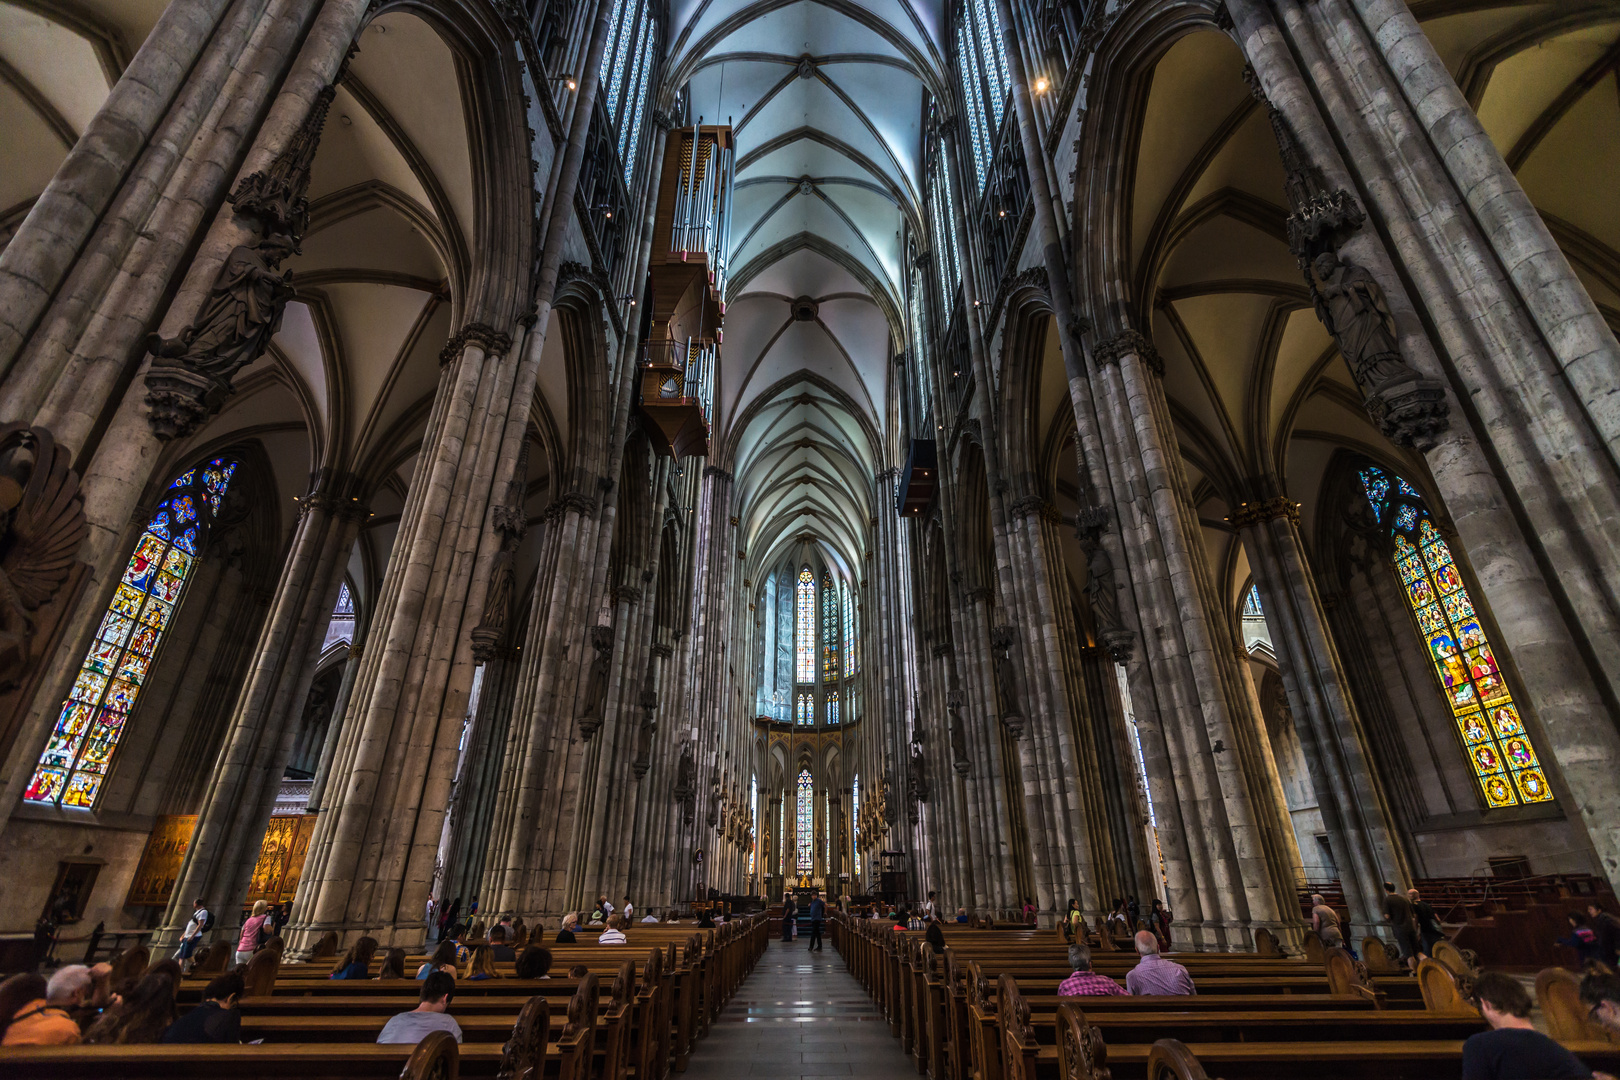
[488,926,517,963]
[1581,973,1620,1038]
[1058,944,1127,997]
[598,914,628,944]
[3,966,90,1045]
[1124,931,1195,996]
[641,910,661,923]
[955,907,969,925]
[464,944,500,981]
[925,919,947,955]
[416,940,459,980]
[515,946,552,979]
[376,947,408,980]
[568,965,589,979]
[556,913,579,943]
[1464,971,1591,1079]
[377,971,462,1045]
[161,971,243,1044]
[329,936,378,980]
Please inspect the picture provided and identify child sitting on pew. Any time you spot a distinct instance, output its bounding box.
[329,936,378,979]
[377,970,462,1046]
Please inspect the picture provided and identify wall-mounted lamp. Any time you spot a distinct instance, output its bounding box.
[1033,75,1050,95]
[549,75,578,91]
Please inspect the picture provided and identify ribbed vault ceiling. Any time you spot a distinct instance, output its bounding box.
[669,0,945,573]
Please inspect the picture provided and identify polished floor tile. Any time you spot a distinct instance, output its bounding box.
[685,939,915,1080]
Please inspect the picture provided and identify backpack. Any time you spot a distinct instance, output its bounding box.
[199,908,215,933]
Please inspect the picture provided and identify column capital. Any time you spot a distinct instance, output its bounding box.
[1093,329,1164,376]
[438,322,512,366]
[1228,496,1301,528]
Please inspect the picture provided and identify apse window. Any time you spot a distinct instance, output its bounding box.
[1358,466,1552,808]
[796,768,814,872]
[26,460,239,808]
[796,566,814,682]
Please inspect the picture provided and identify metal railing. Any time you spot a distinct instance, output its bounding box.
[644,337,716,427]
[669,126,736,299]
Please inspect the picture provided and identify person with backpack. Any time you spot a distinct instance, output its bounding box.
[235,901,270,965]
[174,899,210,965]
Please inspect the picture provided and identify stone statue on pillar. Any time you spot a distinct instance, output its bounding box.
[576,624,615,739]
[673,742,696,826]
[632,680,657,780]
[1243,65,1449,452]
[946,689,970,774]
[990,626,1025,738]
[146,84,341,441]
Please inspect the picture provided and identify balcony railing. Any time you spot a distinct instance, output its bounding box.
[669,127,736,299]
[644,337,716,427]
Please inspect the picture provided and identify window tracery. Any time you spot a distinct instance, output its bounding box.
[795,566,814,682]
[1358,466,1552,807]
[26,459,239,808]
[796,768,814,872]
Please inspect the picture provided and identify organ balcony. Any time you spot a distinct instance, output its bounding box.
[639,338,716,459]
[638,124,734,459]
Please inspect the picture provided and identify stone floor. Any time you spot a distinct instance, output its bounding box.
[684,936,913,1079]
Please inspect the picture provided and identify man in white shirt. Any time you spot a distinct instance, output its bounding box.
[622,895,634,921]
[378,972,462,1044]
[599,895,614,918]
[175,898,210,961]
[921,891,937,920]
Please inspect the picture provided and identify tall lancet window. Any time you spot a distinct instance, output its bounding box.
[842,581,857,676]
[796,691,813,726]
[599,0,658,182]
[796,566,815,682]
[748,774,758,875]
[796,768,814,872]
[26,459,239,808]
[852,774,861,877]
[1358,465,1552,807]
[956,0,1011,191]
[826,691,839,726]
[822,571,839,681]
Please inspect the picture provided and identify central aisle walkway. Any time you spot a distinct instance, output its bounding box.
[685,937,913,1080]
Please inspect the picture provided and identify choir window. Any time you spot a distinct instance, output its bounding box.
[1358,465,1552,808]
[796,768,814,872]
[26,459,239,808]
[842,581,857,676]
[827,691,839,726]
[795,566,814,682]
[852,774,862,878]
[822,571,839,681]
[748,774,758,875]
[796,691,813,726]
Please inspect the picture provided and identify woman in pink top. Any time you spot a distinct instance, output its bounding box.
[235,900,269,965]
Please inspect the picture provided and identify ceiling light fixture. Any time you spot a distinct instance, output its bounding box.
[1033,75,1049,94]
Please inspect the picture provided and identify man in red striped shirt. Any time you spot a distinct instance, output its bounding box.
[1057,943,1127,997]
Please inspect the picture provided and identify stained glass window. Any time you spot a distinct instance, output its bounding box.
[796,769,814,872]
[322,580,356,652]
[748,774,758,876]
[956,0,1008,193]
[827,691,839,726]
[842,582,857,676]
[1358,466,1552,808]
[597,0,657,184]
[796,691,813,726]
[822,572,839,681]
[852,774,861,878]
[26,459,238,808]
[796,567,814,682]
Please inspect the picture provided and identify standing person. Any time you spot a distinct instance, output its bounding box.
[1409,888,1444,957]
[1557,913,1603,967]
[1125,931,1196,996]
[1064,899,1085,939]
[173,898,210,963]
[599,895,614,920]
[781,893,797,942]
[1022,897,1038,926]
[1463,971,1593,1079]
[1127,896,1141,929]
[377,971,462,1045]
[1382,881,1420,971]
[807,890,826,952]
[1587,903,1620,969]
[921,891,937,921]
[425,896,437,938]
[1310,894,1340,936]
[235,901,270,966]
[622,896,634,921]
[1151,899,1172,949]
[440,897,461,940]
[160,970,243,1044]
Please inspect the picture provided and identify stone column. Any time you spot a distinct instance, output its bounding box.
[1235,496,1402,935]
[155,470,365,948]
[1086,329,1303,948]
[1232,0,1620,884]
